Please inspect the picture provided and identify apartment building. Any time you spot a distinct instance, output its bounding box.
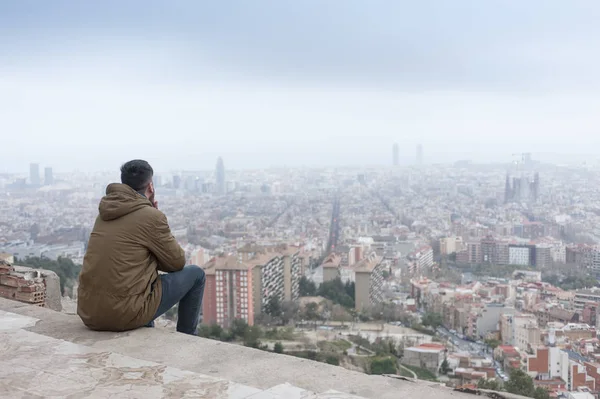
[215,257,255,327]
[500,313,535,348]
[201,245,303,328]
[528,347,596,392]
[535,307,579,327]
[201,255,256,327]
[440,236,463,255]
[574,288,600,313]
[475,303,515,339]
[407,245,433,275]
[322,253,341,283]
[354,253,384,311]
[283,247,302,301]
[509,244,536,267]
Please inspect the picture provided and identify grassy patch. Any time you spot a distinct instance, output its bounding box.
[318,340,351,353]
[400,364,438,381]
[263,327,297,341]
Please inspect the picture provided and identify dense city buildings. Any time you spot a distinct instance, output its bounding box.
[4,158,600,396]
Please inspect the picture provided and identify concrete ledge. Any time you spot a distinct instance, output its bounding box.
[0,297,521,399]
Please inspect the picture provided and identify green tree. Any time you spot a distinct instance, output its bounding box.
[505,369,535,397]
[485,338,501,350]
[344,280,355,301]
[243,325,263,348]
[439,358,450,375]
[265,295,283,318]
[231,319,250,339]
[299,276,317,296]
[533,387,550,399]
[369,357,397,375]
[273,342,284,354]
[325,355,340,366]
[477,378,502,391]
[421,312,443,329]
[303,302,321,321]
[318,277,355,308]
[281,301,299,325]
[198,323,225,340]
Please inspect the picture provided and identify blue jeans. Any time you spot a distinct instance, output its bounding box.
[146,265,206,335]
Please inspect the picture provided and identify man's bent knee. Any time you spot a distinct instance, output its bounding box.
[185,265,205,282]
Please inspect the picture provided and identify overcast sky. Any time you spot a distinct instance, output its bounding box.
[1,1,599,173]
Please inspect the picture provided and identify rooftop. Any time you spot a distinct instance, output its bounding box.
[0,297,507,399]
[353,254,382,273]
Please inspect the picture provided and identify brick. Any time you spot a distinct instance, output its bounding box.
[17,278,34,288]
[0,275,21,288]
[15,290,46,303]
[0,265,13,275]
[18,284,44,293]
[0,285,17,299]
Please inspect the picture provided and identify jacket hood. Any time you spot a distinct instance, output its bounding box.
[98,183,151,221]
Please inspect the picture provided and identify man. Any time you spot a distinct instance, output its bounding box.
[78,159,205,335]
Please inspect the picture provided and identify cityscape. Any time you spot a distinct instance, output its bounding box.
[3,147,600,398]
[2,1,600,398]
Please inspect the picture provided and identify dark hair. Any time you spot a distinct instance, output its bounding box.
[120,160,153,192]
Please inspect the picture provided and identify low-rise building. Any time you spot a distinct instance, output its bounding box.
[403,343,446,375]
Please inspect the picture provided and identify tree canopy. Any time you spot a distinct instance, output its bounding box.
[317,277,355,308]
[369,357,397,375]
[273,342,284,353]
[421,312,443,329]
[299,276,317,296]
[505,369,549,399]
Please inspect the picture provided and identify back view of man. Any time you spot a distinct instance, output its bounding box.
[78,160,205,335]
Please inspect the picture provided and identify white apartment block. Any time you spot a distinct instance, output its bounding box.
[509,246,531,266]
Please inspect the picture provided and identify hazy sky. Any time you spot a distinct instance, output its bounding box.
[1,1,599,172]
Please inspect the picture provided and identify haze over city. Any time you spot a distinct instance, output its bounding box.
[1,1,600,172]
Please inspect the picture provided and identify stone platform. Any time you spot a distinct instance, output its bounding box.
[0,298,514,398]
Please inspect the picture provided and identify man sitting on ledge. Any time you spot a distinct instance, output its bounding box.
[78,159,205,335]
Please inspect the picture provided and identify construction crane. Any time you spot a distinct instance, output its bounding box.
[511,153,532,172]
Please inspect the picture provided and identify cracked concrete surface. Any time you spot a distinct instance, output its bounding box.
[0,298,523,399]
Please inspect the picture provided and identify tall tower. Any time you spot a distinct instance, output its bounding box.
[392,143,399,166]
[416,144,423,166]
[215,157,226,195]
[532,172,540,203]
[504,173,512,204]
[29,163,40,186]
[44,167,53,186]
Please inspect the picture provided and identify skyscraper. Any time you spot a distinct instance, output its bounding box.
[416,144,423,165]
[44,167,53,186]
[29,163,40,186]
[215,157,226,195]
[504,173,512,204]
[173,175,181,189]
[504,172,540,204]
[392,143,399,166]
